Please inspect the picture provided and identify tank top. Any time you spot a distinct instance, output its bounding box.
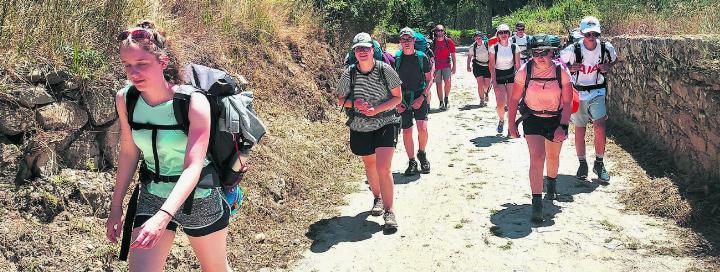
[122,86,211,198]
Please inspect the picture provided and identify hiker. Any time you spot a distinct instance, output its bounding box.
[512,22,531,64]
[508,34,572,222]
[394,27,433,176]
[337,32,403,231]
[559,16,618,182]
[489,24,521,134]
[105,21,232,271]
[431,24,456,110]
[467,31,490,107]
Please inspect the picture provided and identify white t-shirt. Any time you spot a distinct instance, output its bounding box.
[468,41,489,66]
[489,43,516,70]
[513,34,529,59]
[559,39,618,100]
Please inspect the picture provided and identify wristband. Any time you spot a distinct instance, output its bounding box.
[158,208,175,219]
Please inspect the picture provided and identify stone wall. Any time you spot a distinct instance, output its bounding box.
[0,68,121,184]
[607,35,720,187]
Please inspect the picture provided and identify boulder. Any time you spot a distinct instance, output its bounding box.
[36,101,88,131]
[0,143,22,184]
[13,85,55,108]
[82,86,117,126]
[0,100,36,135]
[63,131,102,170]
[99,120,120,168]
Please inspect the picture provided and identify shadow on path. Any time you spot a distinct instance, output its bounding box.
[489,202,562,239]
[459,104,482,111]
[552,174,601,203]
[470,135,509,148]
[393,172,421,184]
[305,211,383,253]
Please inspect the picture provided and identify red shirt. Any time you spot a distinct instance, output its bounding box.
[433,38,456,69]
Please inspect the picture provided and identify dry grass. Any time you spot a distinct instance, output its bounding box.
[1,0,364,270]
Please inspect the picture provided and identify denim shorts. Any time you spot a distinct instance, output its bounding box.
[571,95,607,127]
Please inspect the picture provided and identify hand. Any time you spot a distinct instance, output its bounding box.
[360,107,378,116]
[396,104,406,114]
[509,125,520,138]
[553,126,568,142]
[354,99,369,111]
[452,67,457,75]
[467,66,472,72]
[598,63,612,73]
[105,206,124,244]
[569,63,582,73]
[411,96,425,110]
[130,211,172,249]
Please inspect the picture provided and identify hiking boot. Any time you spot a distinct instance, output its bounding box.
[531,196,543,223]
[593,161,611,182]
[504,105,508,112]
[545,177,557,200]
[417,150,430,174]
[439,100,445,110]
[576,160,589,180]
[496,120,504,134]
[371,197,384,216]
[444,97,449,109]
[383,211,398,231]
[404,159,419,176]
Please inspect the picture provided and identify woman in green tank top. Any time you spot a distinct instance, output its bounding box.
[105,21,232,271]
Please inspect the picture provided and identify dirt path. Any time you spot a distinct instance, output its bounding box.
[289,49,699,271]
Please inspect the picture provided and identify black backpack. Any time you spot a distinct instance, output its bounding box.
[515,61,563,127]
[119,63,266,261]
[572,41,612,88]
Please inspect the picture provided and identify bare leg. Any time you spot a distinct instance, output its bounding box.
[575,126,587,158]
[417,120,428,151]
[593,118,607,157]
[128,228,176,272]
[361,155,381,198]
[526,135,546,194]
[189,227,232,272]
[402,128,415,159]
[374,147,395,212]
[494,84,508,122]
[545,139,563,178]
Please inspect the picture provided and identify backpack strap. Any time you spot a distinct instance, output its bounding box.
[511,44,517,67]
[125,86,141,130]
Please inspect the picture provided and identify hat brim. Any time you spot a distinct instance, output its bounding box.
[399,32,414,38]
[581,27,601,34]
[352,42,373,49]
[532,46,558,50]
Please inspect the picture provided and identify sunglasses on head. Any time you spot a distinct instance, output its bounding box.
[117,28,154,42]
[532,50,553,57]
[354,46,372,52]
[498,31,511,35]
[584,32,600,38]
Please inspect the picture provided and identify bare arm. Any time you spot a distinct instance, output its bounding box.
[559,69,573,125]
[372,85,402,113]
[489,52,497,84]
[160,92,211,215]
[110,90,141,208]
[508,68,526,126]
[514,51,522,70]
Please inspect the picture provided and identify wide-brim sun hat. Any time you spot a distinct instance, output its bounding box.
[526,34,561,52]
[496,24,511,33]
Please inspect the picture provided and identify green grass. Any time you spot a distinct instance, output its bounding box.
[599,218,624,232]
[499,240,513,250]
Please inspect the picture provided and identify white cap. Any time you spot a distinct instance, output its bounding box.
[351,32,373,49]
[579,16,601,34]
[496,24,511,33]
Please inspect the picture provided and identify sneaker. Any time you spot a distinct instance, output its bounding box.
[593,161,611,182]
[545,177,557,200]
[496,120,504,134]
[383,211,398,231]
[371,197,384,216]
[576,160,589,180]
[504,105,508,112]
[531,196,543,223]
[439,100,445,110]
[444,97,449,109]
[404,159,419,176]
[417,150,430,174]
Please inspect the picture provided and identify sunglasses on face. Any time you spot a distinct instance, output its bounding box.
[498,31,511,35]
[435,29,445,33]
[584,32,600,38]
[532,50,553,57]
[117,29,154,42]
[516,28,525,31]
[400,38,414,43]
[354,46,372,52]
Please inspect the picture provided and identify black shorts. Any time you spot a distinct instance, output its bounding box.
[350,124,400,156]
[401,98,429,129]
[472,63,491,78]
[522,114,561,141]
[133,197,230,237]
[495,68,515,84]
